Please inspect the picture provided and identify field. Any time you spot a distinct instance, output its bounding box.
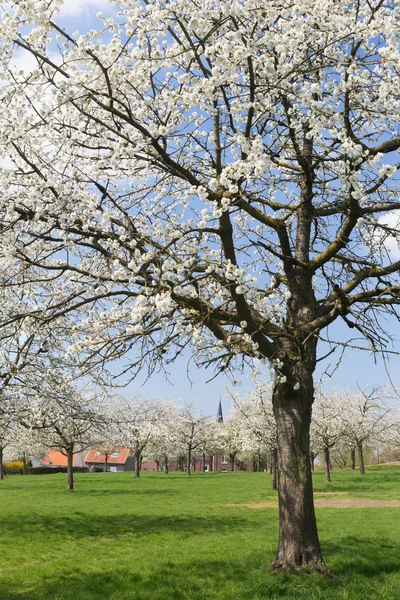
[1,468,400,600]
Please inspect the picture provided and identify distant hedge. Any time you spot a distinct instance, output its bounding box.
[2,465,89,475]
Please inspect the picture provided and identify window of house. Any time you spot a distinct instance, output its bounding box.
[221,455,228,464]
[111,452,120,457]
[95,451,101,455]
[221,468,227,473]
[204,465,209,472]
[110,466,117,472]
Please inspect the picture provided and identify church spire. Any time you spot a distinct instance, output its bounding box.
[216,399,223,423]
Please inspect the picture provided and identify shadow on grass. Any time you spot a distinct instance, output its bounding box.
[323,535,400,577]
[1,536,400,600]
[0,511,250,541]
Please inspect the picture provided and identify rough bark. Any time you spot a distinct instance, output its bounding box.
[164,455,169,474]
[134,450,141,477]
[358,443,365,475]
[104,454,108,473]
[202,452,206,472]
[0,446,4,480]
[271,367,328,573]
[209,455,213,472]
[187,446,191,476]
[324,447,331,483]
[22,452,27,476]
[67,448,74,491]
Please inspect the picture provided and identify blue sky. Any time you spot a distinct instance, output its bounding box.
[7,1,400,415]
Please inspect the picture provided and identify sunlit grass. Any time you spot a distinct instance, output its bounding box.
[0,467,399,599]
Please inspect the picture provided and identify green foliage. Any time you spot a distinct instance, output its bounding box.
[0,469,399,599]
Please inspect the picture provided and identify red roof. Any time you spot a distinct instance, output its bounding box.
[84,448,131,465]
[41,450,83,467]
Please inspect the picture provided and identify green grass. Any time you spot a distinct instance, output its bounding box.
[0,468,400,599]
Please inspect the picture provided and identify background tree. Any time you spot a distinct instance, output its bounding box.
[339,388,395,476]
[2,0,400,570]
[175,402,208,476]
[21,376,103,490]
[310,391,345,482]
[115,397,158,478]
[146,401,179,474]
[231,381,278,488]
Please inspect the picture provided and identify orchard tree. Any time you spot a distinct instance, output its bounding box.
[21,376,103,490]
[340,388,395,475]
[5,423,47,475]
[310,391,345,482]
[175,402,208,475]
[145,401,179,474]
[220,416,243,472]
[115,397,158,477]
[3,0,400,571]
[231,381,278,487]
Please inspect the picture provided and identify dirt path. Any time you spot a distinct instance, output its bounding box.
[225,494,400,509]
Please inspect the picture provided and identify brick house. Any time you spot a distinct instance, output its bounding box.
[41,450,84,468]
[84,448,134,472]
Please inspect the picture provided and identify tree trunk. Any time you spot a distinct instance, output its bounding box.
[323,447,331,483]
[268,449,273,475]
[0,446,4,480]
[271,448,278,491]
[67,449,74,491]
[272,369,327,573]
[164,455,169,475]
[187,446,191,476]
[104,454,108,473]
[230,454,235,472]
[358,443,365,475]
[202,452,206,472]
[310,451,316,472]
[134,450,141,477]
[351,447,356,470]
[209,455,213,472]
[22,452,27,476]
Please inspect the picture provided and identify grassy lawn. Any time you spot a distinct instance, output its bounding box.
[1,468,400,600]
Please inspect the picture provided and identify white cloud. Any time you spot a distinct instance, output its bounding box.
[58,0,111,17]
[10,47,38,73]
[378,211,400,259]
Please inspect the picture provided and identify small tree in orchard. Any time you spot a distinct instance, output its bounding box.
[230,382,278,488]
[146,401,179,474]
[115,397,158,478]
[310,391,345,483]
[340,388,395,475]
[5,423,47,474]
[220,417,243,472]
[3,0,400,571]
[175,402,208,476]
[22,377,103,490]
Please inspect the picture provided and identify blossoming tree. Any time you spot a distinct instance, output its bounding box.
[1,0,400,570]
[310,391,345,482]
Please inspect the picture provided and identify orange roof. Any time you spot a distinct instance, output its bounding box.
[41,450,83,467]
[84,448,131,465]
